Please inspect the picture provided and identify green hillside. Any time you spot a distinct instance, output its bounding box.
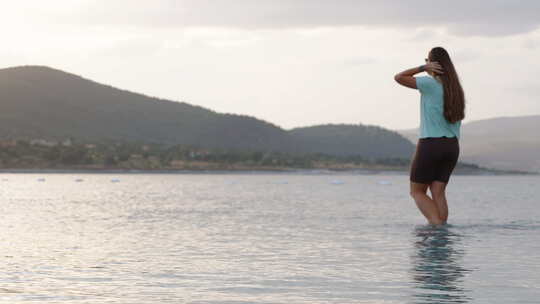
[0,65,414,158]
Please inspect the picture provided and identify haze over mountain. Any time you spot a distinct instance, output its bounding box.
[397,115,540,173]
[0,65,414,159]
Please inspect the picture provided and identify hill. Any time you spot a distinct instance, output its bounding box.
[289,123,414,158]
[0,65,414,158]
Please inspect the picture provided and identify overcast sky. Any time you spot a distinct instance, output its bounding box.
[1,1,539,131]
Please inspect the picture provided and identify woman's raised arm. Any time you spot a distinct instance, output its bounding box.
[394,62,443,89]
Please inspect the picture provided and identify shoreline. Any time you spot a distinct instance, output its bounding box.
[0,167,536,175]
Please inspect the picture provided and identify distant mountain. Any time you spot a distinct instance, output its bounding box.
[0,65,298,152]
[0,65,414,158]
[396,115,540,173]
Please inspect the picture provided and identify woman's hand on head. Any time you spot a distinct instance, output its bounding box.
[425,62,444,74]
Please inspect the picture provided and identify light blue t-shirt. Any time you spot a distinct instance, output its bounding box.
[415,75,461,139]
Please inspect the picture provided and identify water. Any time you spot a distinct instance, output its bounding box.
[0,173,539,303]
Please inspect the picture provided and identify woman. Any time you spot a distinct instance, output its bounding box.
[394,46,466,226]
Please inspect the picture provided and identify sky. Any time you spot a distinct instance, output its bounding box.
[1,0,539,131]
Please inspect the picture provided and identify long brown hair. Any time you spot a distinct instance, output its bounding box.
[429,47,466,123]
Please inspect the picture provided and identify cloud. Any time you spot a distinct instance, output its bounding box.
[523,38,540,49]
[508,83,540,97]
[47,0,540,37]
[341,57,378,67]
[452,49,483,63]
[93,37,162,58]
[406,29,440,42]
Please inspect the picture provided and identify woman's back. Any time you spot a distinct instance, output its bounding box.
[416,75,461,139]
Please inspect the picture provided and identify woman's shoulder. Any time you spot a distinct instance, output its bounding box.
[424,75,442,84]
[417,75,442,85]
[416,75,441,92]
[425,76,444,90]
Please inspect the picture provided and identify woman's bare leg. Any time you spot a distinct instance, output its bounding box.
[429,181,448,224]
[410,182,443,225]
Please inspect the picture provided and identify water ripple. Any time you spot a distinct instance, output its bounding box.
[0,173,538,303]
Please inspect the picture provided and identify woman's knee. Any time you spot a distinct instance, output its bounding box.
[410,189,427,200]
[429,181,447,198]
[432,193,446,203]
[410,182,429,199]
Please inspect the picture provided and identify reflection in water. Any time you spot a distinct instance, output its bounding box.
[410,225,472,304]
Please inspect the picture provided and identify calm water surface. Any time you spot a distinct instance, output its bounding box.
[0,173,539,303]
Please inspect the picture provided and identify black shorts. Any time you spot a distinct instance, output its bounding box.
[409,136,460,184]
